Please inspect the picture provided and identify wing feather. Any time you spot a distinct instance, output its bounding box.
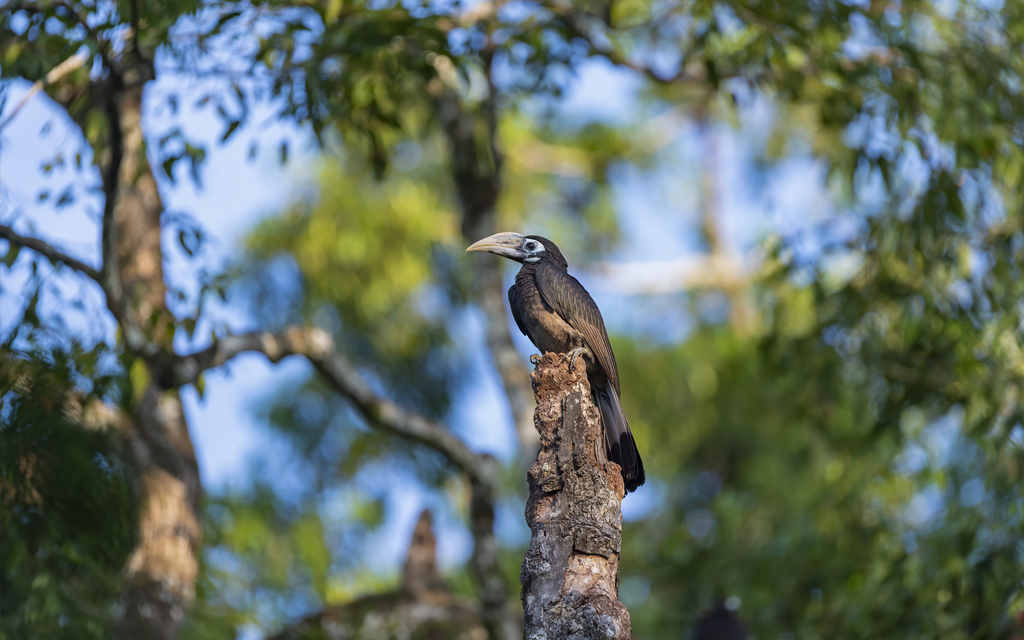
[508,285,530,337]
[533,262,621,394]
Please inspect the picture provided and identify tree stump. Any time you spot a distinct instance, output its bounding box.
[271,510,490,640]
[521,353,631,640]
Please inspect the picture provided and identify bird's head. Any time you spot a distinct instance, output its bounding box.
[465,232,567,269]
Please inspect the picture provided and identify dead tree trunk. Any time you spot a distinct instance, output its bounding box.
[272,510,493,640]
[520,353,631,640]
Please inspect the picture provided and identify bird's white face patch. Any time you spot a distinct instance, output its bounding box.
[522,239,545,262]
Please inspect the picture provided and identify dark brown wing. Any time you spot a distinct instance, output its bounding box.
[533,261,621,394]
[508,284,530,337]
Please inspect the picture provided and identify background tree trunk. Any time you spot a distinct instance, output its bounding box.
[106,77,203,640]
[437,85,538,453]
[521,354,631,640]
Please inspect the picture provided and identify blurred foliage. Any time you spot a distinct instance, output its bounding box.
[245,153,462,366]
[632,172,1014,639]
[0,345,136,640]
[184,485,334,638]
[5,0,1024,638]
[498,114,652,257]
[619,261,1024,637]
[0,0,204,172]
[236,0,1024,636]
[237,151,470,508]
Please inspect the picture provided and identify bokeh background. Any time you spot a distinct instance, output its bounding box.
[4,0,1024,638]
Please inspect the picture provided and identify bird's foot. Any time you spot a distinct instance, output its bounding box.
[530,354,542,365]
[563,347,589,372]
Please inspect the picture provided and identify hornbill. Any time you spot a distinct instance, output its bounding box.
[466,232,645,493]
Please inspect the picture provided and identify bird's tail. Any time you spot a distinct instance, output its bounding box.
[595,384,645,493]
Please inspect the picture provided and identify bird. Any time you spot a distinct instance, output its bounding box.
[692,602,749,640]
[466,232,645,493]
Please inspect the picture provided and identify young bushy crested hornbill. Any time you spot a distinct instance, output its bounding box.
[466,232,645,493]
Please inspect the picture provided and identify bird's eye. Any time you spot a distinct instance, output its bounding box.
[525,241,538,251]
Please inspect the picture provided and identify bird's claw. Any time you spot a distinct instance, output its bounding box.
[564,347,589,372]
[530,354,542,365]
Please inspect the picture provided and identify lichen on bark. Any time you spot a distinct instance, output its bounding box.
[521,353,631,640]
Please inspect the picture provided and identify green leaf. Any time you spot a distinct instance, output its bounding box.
[221,120,241,143]
[162,154,181,183]
[179,230,193,256]
[325,0,344,24]
[55,188,74,209]
[3,245,21,268]
[129,359,150,404]
[185,144,207,185]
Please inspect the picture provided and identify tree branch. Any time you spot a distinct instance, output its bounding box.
[0,1,113,62]
[436,52,538,452]
[93,81,167,364]
[100,93,125,309]
[180,326,514,639]
[0,225,101,280]
[698,120,757,333]
[0,220,156,363]
[181,327,489,480]
[540,2,697,86]
[0,50,89,133]
[590,254,752,294]
[0,221,519,498]
[52,0,116,70]
[539,3,783,91]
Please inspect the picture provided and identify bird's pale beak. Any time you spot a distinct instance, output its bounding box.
[465,232,527,260]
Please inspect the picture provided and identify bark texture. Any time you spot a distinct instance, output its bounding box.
[521,353,630,640]
[105,61,203,640]
[112,83,167,329]
[116,387,202,640]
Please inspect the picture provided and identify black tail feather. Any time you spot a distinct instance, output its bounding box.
[596,384,645,493]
